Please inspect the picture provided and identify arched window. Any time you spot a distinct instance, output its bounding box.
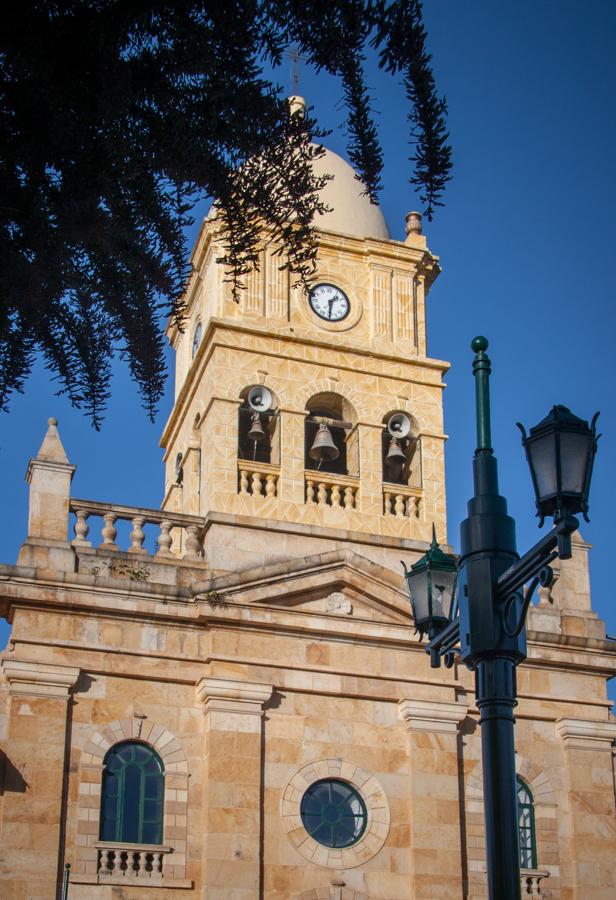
[100,742,164,845]
[516,776,537,869]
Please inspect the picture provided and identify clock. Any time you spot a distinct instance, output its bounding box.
[308,283,350,322]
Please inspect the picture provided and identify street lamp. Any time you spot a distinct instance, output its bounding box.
[402,336,598,900]
[402,525,457,653]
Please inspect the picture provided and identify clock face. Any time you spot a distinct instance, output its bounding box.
[308,283,350,322]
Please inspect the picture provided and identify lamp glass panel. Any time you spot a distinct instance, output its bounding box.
[430,569,456,621]
[559,431,591,495]
[407,570,430,625]
[527,432,557,498]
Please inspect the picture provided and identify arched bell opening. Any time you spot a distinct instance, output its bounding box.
[237,385,279,465]
[381,411,421,486]
[304,393,358,477]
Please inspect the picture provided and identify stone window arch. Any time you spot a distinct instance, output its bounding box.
[237,384,279,466]
[381,409,421,487]
[305,393,358,477]
[72,716,190,887]
[466,756,557,894]
[99,741,165,845]
[281,759,390,869]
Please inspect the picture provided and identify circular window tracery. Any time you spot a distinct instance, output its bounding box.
[281,759,390,868]
[301,778,367,848]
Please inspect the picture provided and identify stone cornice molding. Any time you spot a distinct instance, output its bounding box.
[25,456,76,484]
[1,658,80,698]
[398,697,468,734]
[196,676,274,715]
[555,717,616,750]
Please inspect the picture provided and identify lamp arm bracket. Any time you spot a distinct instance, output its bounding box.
[502,561,556,638]
[425,619,460,668]
[495,515,578,602]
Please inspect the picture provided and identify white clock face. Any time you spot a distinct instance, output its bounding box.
[308,283,350,322]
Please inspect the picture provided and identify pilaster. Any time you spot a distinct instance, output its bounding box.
[0,658,80,897]
[196,676,274,899]
[398,698,468,899]
[358,423,384,516]
[555,717,616,899]
[279,409,306,504]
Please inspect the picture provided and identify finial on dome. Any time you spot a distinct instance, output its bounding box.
[288,95,306,117]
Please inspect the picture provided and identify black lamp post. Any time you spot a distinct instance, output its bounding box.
[402,337,599,900]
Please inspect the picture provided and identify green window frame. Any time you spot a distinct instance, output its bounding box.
[100,741,164,845]
[300,778,367,849]
[516,776,537,869]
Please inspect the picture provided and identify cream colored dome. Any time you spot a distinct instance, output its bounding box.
[312,146,390,241]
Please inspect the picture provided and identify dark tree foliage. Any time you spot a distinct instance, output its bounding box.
[1,1,452,427]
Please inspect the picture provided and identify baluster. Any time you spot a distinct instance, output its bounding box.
[409,495,420,518]
[128,516,146,553]
[265,473,276,498]
[156,520,173,556]
[252,471,263,497]
[154,851,164,875]
[101,513,118,548]
[330,484,341,507]
[344,486,355,510]
[183,524,201,559]
[72,508,91,546]
[317,482,328,506]
[98,849,108,875]
[394,494,406,517]
[306,478,316,504]
[239,468,249,494]
[131,850,141,875]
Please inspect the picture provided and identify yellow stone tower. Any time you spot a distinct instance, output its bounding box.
[161,101,449,573]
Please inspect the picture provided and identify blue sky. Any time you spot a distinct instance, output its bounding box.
[1,1,615,696]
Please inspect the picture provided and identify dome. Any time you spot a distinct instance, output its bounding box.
[312,146,390,241]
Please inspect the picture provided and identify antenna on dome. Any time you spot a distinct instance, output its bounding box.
[287,44,306,98]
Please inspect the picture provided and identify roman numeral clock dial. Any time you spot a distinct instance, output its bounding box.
[308,283,350,322]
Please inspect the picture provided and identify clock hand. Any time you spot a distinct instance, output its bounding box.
[328,297,334,317]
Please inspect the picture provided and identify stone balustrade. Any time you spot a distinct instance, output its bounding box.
[238,460,279,498]
[383,482,422,518]
[70,499,204,559]
[305,471,359,509]
[520,869,550,896]
[96,842,172,879]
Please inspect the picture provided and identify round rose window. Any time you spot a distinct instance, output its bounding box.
[300,778,367,848]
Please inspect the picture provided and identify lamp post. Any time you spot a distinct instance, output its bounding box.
[403,336,598,900]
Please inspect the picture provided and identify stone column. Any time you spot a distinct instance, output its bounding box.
[398,698,468,899]
[196,676,274,899]
[0,659,80,898]
[358,423,384,516]
[555,717,616,899]
[279,409,306,503]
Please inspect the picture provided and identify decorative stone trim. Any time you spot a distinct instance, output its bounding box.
[555,717,616,750]
[281,759,390,869]
[196,676,274,715]
[73,716,190,886]
[397,697,468,733]
[1,658,80,698]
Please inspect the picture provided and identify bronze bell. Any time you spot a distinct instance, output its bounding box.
[386,437,406,463]
[309,422,339,461]
[247,412,266,442]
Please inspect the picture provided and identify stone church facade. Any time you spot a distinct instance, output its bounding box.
[1,120,615,899]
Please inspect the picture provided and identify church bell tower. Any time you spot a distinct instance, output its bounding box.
[160,100,449,573]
